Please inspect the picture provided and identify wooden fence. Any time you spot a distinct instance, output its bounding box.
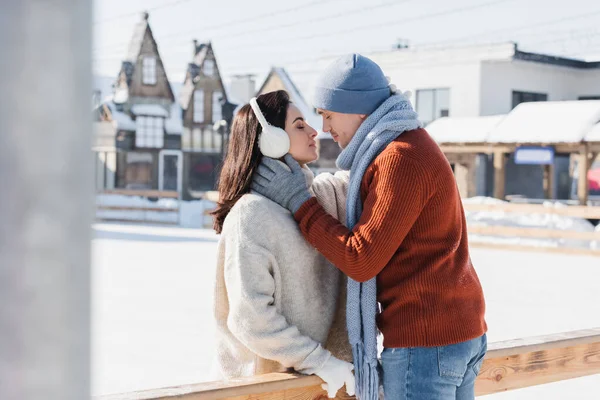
[96,328,600,399]
[96,189,180,225]
[463,202,600,256]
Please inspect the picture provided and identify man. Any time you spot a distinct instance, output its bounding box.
[251,54,487,400]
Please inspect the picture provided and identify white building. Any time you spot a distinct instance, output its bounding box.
[287,43,600,201]
[293,42,600,124]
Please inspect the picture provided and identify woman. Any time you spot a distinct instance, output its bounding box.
[211,90,355,398]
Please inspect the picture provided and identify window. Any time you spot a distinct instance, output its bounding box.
[579,96,600,100]
[182,127,192,149]
[183,126,222,152]
[212,91,222,123]
[142,56,157,85]
[192,128,202,150]
[205,127,222,153]
[415,88,449,125]
[193,90,204,123]
[512,91,547,109]
[203,59,214,76]
[135,116,164,148]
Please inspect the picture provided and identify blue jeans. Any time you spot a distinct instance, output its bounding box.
[381,334,487,400]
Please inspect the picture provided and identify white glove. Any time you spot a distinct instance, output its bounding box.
[315,356,355,398]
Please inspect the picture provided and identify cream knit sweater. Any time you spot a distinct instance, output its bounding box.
[213,168,351,379]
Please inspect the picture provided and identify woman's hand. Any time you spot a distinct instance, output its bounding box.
[315,356,356,398]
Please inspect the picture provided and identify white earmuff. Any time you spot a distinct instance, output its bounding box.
[249,97,290,158]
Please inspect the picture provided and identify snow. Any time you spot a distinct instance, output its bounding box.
[96,193,598,249]
[464,196,598,250]
[131,104,169,118]
[113,87,128,104]
[165,103,183,135]
[105,102,135,131]
[96,194,215,228]
[585,123,600,142]
[487,100,600,144]
[91,223,600,398]
[426,115,505,143]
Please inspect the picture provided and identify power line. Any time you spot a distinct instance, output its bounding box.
[94,0,194,25]
[94,0,514,59]
[412,9,600,49]
[221,0,518,52]
[213,0,415,42]
[93,0,346,51]
[93,1,600,81]
[216,31,600,78]
[200,26,600,74]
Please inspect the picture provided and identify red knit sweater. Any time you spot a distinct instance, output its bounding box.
[295,128,487,348]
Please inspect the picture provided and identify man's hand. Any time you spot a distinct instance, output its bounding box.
[251,154,313,213]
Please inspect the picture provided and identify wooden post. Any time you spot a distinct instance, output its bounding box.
[577,145,591,205]
[543,163,555,199]
[493,151,506,200]
[0,1,92,399]
[455,163,469,198]
[467,156,478,198]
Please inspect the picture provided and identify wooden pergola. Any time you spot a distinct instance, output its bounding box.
[428,101,600,205]
[440,141,600,205]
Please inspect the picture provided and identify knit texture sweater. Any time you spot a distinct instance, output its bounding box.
[295,128,487,348]
[213,169,352,379]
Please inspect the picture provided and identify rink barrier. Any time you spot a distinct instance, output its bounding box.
[464,202,600,255]
[462,202,600,220]
[96,328,600,399]
[96,189,180,225]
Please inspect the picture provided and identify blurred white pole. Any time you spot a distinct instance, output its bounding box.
[0,1,92,400]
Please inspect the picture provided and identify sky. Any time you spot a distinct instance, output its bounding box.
[93,0,600,87]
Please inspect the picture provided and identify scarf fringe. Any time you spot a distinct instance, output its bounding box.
[352,343,380,400]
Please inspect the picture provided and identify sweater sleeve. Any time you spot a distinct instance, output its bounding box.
[294,153,430,283]
[224,225,331,374]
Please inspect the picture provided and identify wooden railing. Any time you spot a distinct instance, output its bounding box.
[463,202,600,220]
[96,328,600,400]
[463,202,600,256]
[96,189,180,225]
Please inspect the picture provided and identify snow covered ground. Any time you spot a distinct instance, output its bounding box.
[96,194,215,228]
[91,223,600,398]
[96,194,600,250]
[464,196,599,250]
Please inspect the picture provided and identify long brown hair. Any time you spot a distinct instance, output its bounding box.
[212,90,291,233]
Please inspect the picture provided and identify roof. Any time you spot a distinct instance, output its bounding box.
[105,102,136,131]
[514,49,600,70]
[259,67,322,132]
[98,83,183,135]
[179,42,217,110]
[585,123,600,142]
[116,13,175,104]
[426,115,505,144]
[131,104,169,117]
[126,13,149,63]
[487,100,600,144]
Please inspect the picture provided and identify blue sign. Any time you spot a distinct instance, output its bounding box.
[514,147,555,165]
